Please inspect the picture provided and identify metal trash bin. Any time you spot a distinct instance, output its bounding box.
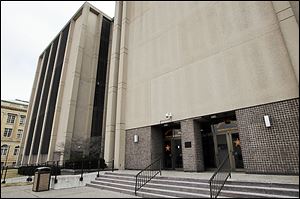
[32,167,51,192]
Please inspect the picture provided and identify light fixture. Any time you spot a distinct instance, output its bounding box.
[134,135,139,143]
[165,112,172,119]
[264,115,271,127]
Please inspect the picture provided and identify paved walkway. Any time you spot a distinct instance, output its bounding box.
[1,185,140,198]
[1,170,298,198]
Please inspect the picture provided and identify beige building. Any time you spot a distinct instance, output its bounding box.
[22,1,299,175]
[105,1,299,174]
[20,2,112,165]
[1,99,28,167]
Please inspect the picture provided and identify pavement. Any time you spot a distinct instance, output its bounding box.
[1,170,298,198]
[1,185,140,198]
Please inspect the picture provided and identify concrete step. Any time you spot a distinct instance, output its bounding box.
[98,173,299,196]
[87,172,299,198]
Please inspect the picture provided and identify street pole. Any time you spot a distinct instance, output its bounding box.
[1,146,10,183]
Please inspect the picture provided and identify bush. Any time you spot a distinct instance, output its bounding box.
[18,165,61,176]
[64,158,107,170]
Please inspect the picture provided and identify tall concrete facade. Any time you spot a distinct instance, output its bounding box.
[106,1,299,174]
[21,2,112,165]
[23,1,299,175]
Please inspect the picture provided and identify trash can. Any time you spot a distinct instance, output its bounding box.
[32,167,51,192]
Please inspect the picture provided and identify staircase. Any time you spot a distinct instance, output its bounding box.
[86,172,299,198]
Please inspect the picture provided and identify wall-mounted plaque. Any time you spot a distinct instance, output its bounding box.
[185,142,191,148]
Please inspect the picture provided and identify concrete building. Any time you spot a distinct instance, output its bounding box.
[22,1,299,175]
[1,99,28,167]
[106,1,299,175]
[20,2,112,165]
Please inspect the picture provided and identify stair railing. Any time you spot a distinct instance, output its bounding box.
[134,157,162,195]
[209,154,231,198]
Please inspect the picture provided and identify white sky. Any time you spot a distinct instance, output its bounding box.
[1,1,115,102]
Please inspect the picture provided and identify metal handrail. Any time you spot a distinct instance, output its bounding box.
[209,154,231,198]
[134,157,162,195]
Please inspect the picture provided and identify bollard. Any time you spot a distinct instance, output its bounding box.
[97,159,100,177]
[54,161,58,183]
[79,159,83,181]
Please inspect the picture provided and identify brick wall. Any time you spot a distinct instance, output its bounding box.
[125,126,163,170]
[236,98,299,174]
[125,127,152,169]
[181,119,205,172]
[151,126,163,162]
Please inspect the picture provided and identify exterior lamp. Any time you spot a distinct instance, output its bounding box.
[264,115,271,127]
[134,135,139,143]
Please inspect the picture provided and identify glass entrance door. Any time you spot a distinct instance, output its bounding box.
[213,121,244,171]
[164,140,172,169]
[215,134,230,168]
[231,133,244,169]
[173,138,183,169]
[163,129,183,170]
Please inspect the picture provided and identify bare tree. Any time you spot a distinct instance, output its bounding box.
[53,135,103,162]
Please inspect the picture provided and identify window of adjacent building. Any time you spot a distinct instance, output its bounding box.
[6,114,16,124]
[19,115,26,125]
[17,129,23,139]
[3,128,13,137]
[12,162,16,166]
[13,146,19,156]
[1,145,9,156]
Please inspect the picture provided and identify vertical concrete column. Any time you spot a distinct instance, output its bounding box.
[83,13,103,158]
[20,55,43,165]
[181,119,205,172]
[0,112,5,132]
[101,20,113,159]
[114,1,129,170]
[63,4,90,160]
[151,126,163,163]
[47,20,75,163]
[104,1,123,163]
[28,43,54,164]
[272,1,299,83]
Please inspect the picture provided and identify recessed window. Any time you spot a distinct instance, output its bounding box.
[3,128,13,137]
[1,145,9,156]
[7,114,16,124]
[17,129,23,139]
[19,115,26,125]
[13,146,20,156]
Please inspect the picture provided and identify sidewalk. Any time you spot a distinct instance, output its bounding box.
[1,170,298,198]
[1,185,140,198]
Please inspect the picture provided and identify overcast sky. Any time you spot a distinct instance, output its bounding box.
[1,1,115,102]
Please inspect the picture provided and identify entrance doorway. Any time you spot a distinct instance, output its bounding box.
[162,123,183,170]
[201,111,244,171]
[212,120,244,171]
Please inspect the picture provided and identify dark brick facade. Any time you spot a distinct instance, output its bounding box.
[181,120,205,172]
[125,126,162,169]
[236,98,299,175]
[125,98,299,174]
